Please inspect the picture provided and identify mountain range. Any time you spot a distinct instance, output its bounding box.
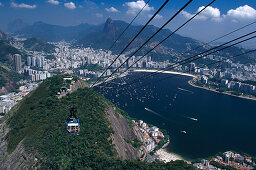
[7,18,256,64]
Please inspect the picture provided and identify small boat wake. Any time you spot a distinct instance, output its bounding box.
[178,87,194,94]
[187,117,198,121]
[180,130,187,134]
[145,107,164,119]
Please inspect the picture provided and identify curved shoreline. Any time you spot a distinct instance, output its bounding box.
[133,69,256,102]
[188,80,256,102]
[133,69,196,78]
[156,149,190,163]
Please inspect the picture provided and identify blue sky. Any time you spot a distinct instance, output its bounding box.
[0,0,256,48]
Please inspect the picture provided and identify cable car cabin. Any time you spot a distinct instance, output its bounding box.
[66,118,80,135]
[66,107,80,135]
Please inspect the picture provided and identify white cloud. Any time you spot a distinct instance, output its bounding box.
[105,7,119,13]
[225,5,256,20]
[0,2,2,7]
[64,2,76,10]
[47,0,60,5]
[199,6,220,18]
[124,0,154,15]
[148,14,162,19]
[182,6,221,22]
[96,13,103,18]
[182,5,256,22]
[11,2,36,9]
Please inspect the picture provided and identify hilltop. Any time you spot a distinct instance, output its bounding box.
[0,75,193,169]
[23,37,56,53]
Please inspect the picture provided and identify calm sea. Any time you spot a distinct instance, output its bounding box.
[96,72,256,160]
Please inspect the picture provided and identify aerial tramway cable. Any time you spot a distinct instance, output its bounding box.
[91,0,170,87]
[98,0,216,87]
[124,35,256,90]
[109,0,151,50]
[100,0,195,84]
[129,49,256,91]
[117,30,256,88]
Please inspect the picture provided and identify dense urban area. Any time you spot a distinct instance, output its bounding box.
[193,151,255,170]
[2,37,256,115]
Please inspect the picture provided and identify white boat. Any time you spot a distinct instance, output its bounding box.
[187,117,198,121]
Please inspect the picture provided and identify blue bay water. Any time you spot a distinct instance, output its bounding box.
[97,72,256,160]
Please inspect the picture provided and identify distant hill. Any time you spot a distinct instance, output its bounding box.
[0,40,22,66]
[0,64,25,95]
[0,40,26,94]
[23,37,56,53]
[77,18,201,60]
[9,20,94,42]
[0,31,26,94]
[0,75,193,169]
[77,18,256,64]
[7,19,29,33]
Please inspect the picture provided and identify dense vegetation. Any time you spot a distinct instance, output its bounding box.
[0,39,27,93]
[0,40,22,66]
[0,66,26,83]
[0,74,7,88]
[45,54,56,60]
[78,64,104,72]
[6,75,194,169]
[23,37,56,53]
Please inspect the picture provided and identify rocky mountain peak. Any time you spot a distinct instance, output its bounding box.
[0,30,8,40]
[103,18,116,37]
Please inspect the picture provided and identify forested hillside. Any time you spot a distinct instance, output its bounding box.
[23,37,56,53]
[0,75,194,169]
[0,39,26,94]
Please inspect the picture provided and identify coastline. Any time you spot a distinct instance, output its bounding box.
[130,69,256,163]
[133,69,256,102]
[188,79,256,102]
[155,139,191,163]
[156,149,190,163]
[133,69,196,78]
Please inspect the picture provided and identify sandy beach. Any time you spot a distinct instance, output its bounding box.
[133,69,196,78]
[156,149,190,163]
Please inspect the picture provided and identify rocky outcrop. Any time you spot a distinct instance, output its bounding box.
[106,106,142,160]
[70,79,88,92]
[103,18,117,38]
[0,30,8,41]
[0,143,30,170]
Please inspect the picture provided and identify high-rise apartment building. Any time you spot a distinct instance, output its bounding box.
[13,54,22,72]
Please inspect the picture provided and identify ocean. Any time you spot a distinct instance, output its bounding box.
[96,72,256,160]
